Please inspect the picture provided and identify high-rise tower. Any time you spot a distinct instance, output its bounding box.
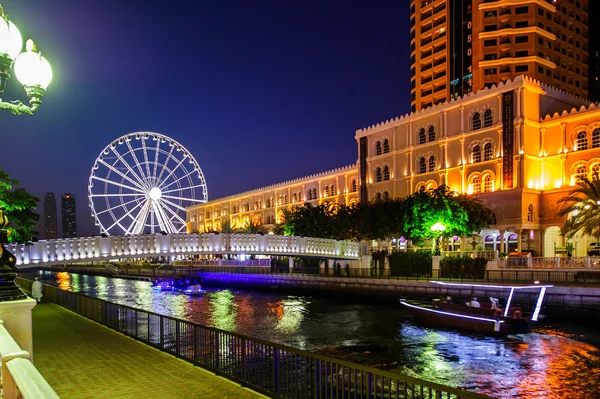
[61,193,76,238]
[410,0,590,112]
[43,193,58,239]
[589,0,600,102]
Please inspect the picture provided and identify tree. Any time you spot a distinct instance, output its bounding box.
[0,167,40,243]
[557,176,600,242]
[399,185,493,241]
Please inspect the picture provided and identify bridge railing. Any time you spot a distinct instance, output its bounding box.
[10,233,360,267]
[0,320,59,399]
[16,278,490,399]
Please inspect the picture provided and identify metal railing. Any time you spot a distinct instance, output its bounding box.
[16,277,490,399]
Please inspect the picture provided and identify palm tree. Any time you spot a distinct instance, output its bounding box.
[557,176,600,243]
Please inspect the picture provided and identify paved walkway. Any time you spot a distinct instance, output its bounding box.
[32,303,266,399]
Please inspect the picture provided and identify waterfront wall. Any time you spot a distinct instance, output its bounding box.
[199,273,600,311]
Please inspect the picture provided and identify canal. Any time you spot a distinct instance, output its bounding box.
[25,271,600,399]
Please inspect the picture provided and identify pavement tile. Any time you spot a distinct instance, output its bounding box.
[32,303,267,399]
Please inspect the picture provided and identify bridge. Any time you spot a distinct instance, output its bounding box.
[8,233,361,269]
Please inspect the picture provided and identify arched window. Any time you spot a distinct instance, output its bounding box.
[419,128,426,144]
[324,185,330,197]
[375,167,383,182]
[351,179,357,192]
[283,194,288,204]
[527,204,534,222]
[472,145,482,163]
[484,109,493,127]
[472,112,481,130]
[376,141,382,155]
[292,193,298,203]
[593,164,600,181]
[330,184,335,194]
[307,190,313,200]
[428,155,436,172]
[376,192,382,201]
[472,176,481,194]
[484,142,493,161]
[312,188,317,199]
[575,165,587,182]
[593,128,600,148]
[383,166,390,180]
[383,191,389,200]
[483,175,493,193]
[383,139,390,153]
[419,157,426,173]
[577,131,588,151]
[428,126,435,142]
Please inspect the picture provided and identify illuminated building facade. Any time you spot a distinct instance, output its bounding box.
[358,75,598,256]
[43,192,58,239]
[411,0,590,112]
[61,193,77,238]
[186,166,359,234]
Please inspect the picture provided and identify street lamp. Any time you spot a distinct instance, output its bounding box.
[0,4,52,115]
[1,3,53,302]
[430,222,446,254]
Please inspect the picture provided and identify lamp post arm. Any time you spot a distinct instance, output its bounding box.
[0,99,39,115]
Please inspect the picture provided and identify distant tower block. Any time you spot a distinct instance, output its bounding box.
[62,193,77,238]
[43,192,58,239]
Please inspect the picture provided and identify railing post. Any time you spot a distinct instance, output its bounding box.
[160,315,164,348]
[176,320,181,356]
[215,331,220,370]
[241,337,246,380]
[315,359,321,399]
[273,347,279,395]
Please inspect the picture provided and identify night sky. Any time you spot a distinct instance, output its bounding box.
[1,0,410,237]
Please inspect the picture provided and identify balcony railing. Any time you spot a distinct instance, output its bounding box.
[0,320,59,399]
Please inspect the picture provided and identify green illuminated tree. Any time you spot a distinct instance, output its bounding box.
[0,166,40,243]
[399,185,493,241]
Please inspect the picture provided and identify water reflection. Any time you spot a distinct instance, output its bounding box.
[26,271,600,399]
[208,290,237,331]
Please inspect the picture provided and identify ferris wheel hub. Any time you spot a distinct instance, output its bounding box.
[148,187,162,201]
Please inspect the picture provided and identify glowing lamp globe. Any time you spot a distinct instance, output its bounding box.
[14,40,52,89]
[0,17,22,60]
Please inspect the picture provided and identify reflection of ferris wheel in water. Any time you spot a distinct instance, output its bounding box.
[88,132,207,235]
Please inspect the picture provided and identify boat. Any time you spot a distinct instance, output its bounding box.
[152,281,175,292]
[183,284,204,296]
[400,281,552,336]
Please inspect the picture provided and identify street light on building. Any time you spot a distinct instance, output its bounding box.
[0,4,52,115]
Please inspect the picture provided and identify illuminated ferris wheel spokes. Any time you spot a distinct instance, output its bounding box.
[88,132,208,235]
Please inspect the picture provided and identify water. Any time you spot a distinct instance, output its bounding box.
[25,271,600,399]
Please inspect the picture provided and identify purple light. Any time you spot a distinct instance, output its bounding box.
[400,236,405,243]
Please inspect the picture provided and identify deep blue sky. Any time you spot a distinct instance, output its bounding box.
[1,0,410,237]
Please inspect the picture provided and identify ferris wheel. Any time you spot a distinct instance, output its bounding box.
[88,132,207,235]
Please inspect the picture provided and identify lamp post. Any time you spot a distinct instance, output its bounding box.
[0,4,52,115]
[1,3,52,301]
[430,222,446,255]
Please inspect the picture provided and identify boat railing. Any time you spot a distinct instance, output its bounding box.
[16,277,492,399]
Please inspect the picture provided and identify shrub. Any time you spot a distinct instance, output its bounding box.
[440,255,487,279]
[388,250,432,277]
